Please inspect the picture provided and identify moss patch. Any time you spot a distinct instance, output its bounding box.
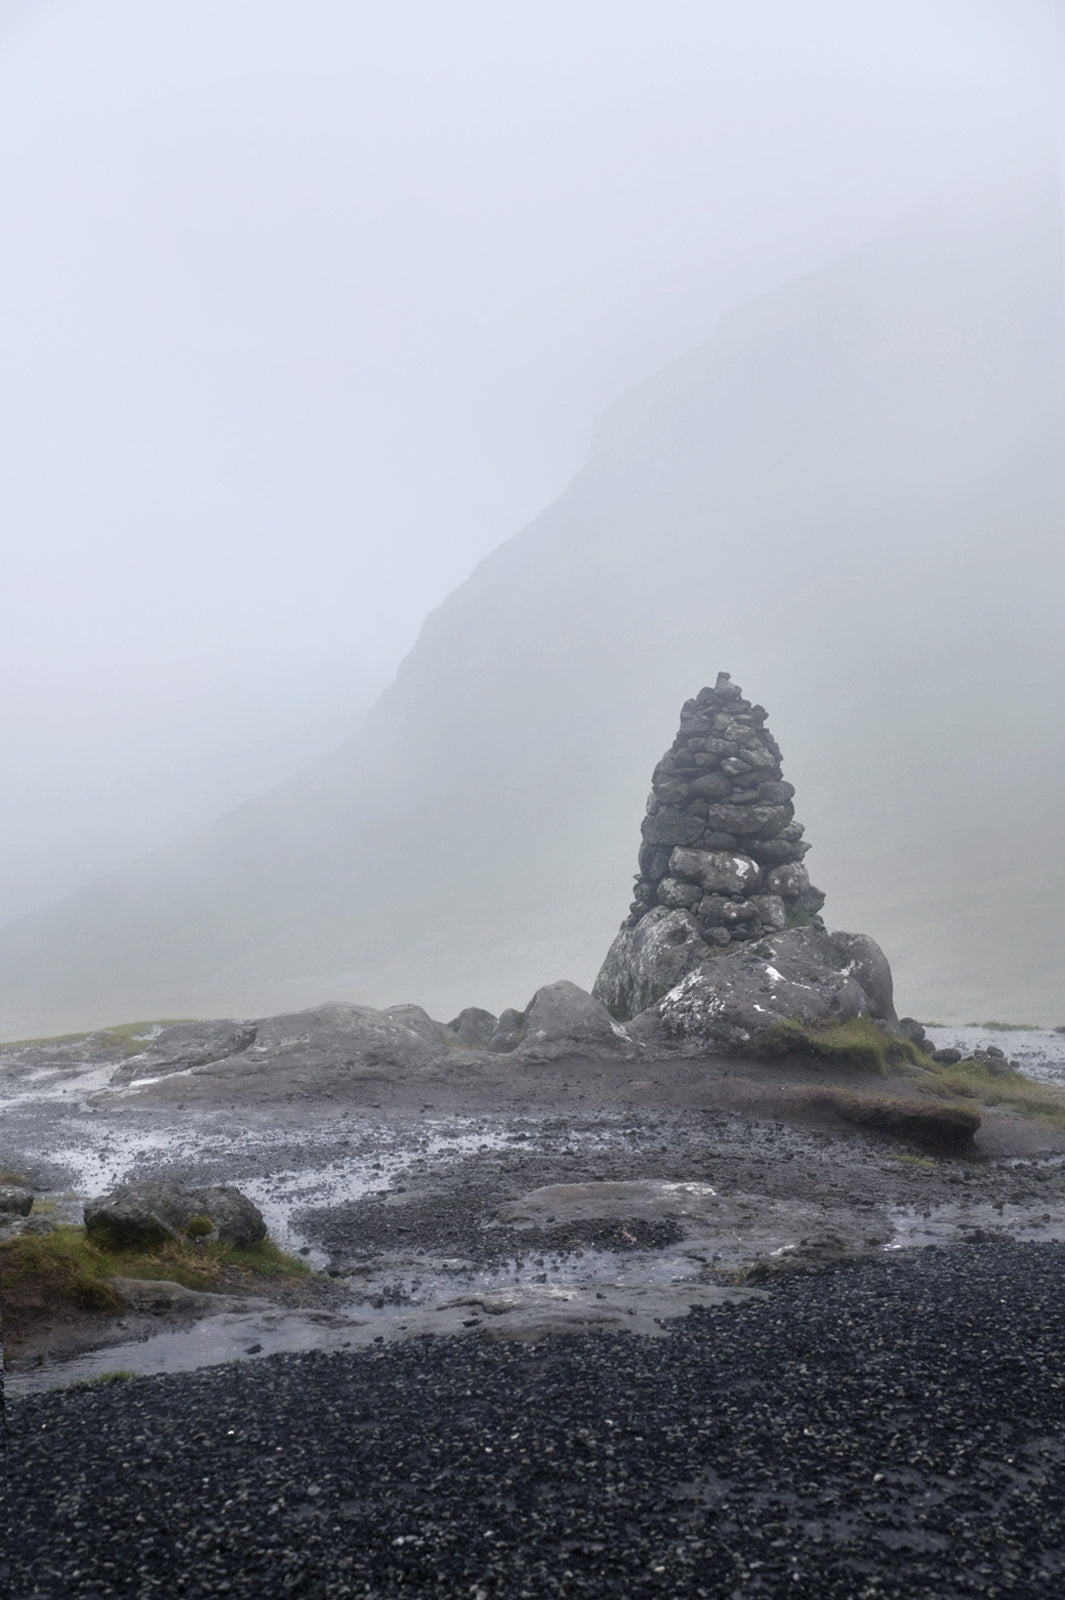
[761,1016,930,1074]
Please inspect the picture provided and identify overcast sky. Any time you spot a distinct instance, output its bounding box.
[2,0,1060,922]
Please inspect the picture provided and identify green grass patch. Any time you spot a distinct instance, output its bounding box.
[917,1058,1065,1125]
[0,1224,312,1348]
[0,1020,193,1051]
[0,1228,127,1316]
[0,1167,30,1186]
[964,1020,1041,1032]
[63,1370,137,1391]
[761,1016,931,1074]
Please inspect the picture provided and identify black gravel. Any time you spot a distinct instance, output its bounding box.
[7,1240,1065,1599]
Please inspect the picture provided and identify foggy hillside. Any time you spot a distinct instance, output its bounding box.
[2,167,1063,1036]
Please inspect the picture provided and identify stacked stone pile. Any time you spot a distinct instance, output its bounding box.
[627,672,825,945]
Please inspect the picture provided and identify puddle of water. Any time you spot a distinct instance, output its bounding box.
[6,1306,373,1396]
[886,1198,1065,1250]
[4,1242,751,1397]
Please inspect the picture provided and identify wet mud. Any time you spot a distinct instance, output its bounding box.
[5,1040,1065,1394]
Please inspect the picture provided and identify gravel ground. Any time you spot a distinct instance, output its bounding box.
[7,1239,1065,1600]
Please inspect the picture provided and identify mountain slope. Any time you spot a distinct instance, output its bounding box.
[4,169,1063,1035]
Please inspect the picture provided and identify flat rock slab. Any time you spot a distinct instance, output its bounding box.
[498,1179,724,1225]
[427,1281,766,1340]
[109,1277,272,1316]
[497,1179,892,1267]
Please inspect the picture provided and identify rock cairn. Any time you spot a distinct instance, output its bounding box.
[626,672,825,944]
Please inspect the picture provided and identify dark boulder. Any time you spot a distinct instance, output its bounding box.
[0,1184,34,1218]
[487,1008,527,1053]
[84,1181,266,1250]
[515,980,636,1061]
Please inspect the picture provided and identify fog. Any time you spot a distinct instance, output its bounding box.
[2,0,1056,914]
[1,3,1063,1035]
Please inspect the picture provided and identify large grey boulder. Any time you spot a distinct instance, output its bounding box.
[514,980,637,1060]
[84,1181,266,1249]
[446,1006,499,1048]
[830,931,898,1026]
[487,1008,527,1052]
[632,927,897,1053]
[381,1004,453,1049]
[593,907,711,1021]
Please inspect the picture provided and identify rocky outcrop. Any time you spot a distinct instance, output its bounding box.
[110,1020,258,1086]
[630,927,896,1053]
[620,673,825,950]
[84,1181,266,1250]
[111,1004,449,1101]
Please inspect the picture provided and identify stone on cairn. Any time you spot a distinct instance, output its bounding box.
[627,673,824,932]
[629,674,823,926]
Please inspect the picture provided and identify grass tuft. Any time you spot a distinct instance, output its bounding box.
[917,1058,1065,1126]
[964,1020,1041,1032]
[760,1016,930,1074]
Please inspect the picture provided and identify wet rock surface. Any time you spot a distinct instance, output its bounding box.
[5,1034,1065,1382]
[8,1242,1065,1600]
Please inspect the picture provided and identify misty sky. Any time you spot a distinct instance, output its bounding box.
[2,0,1061,923]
